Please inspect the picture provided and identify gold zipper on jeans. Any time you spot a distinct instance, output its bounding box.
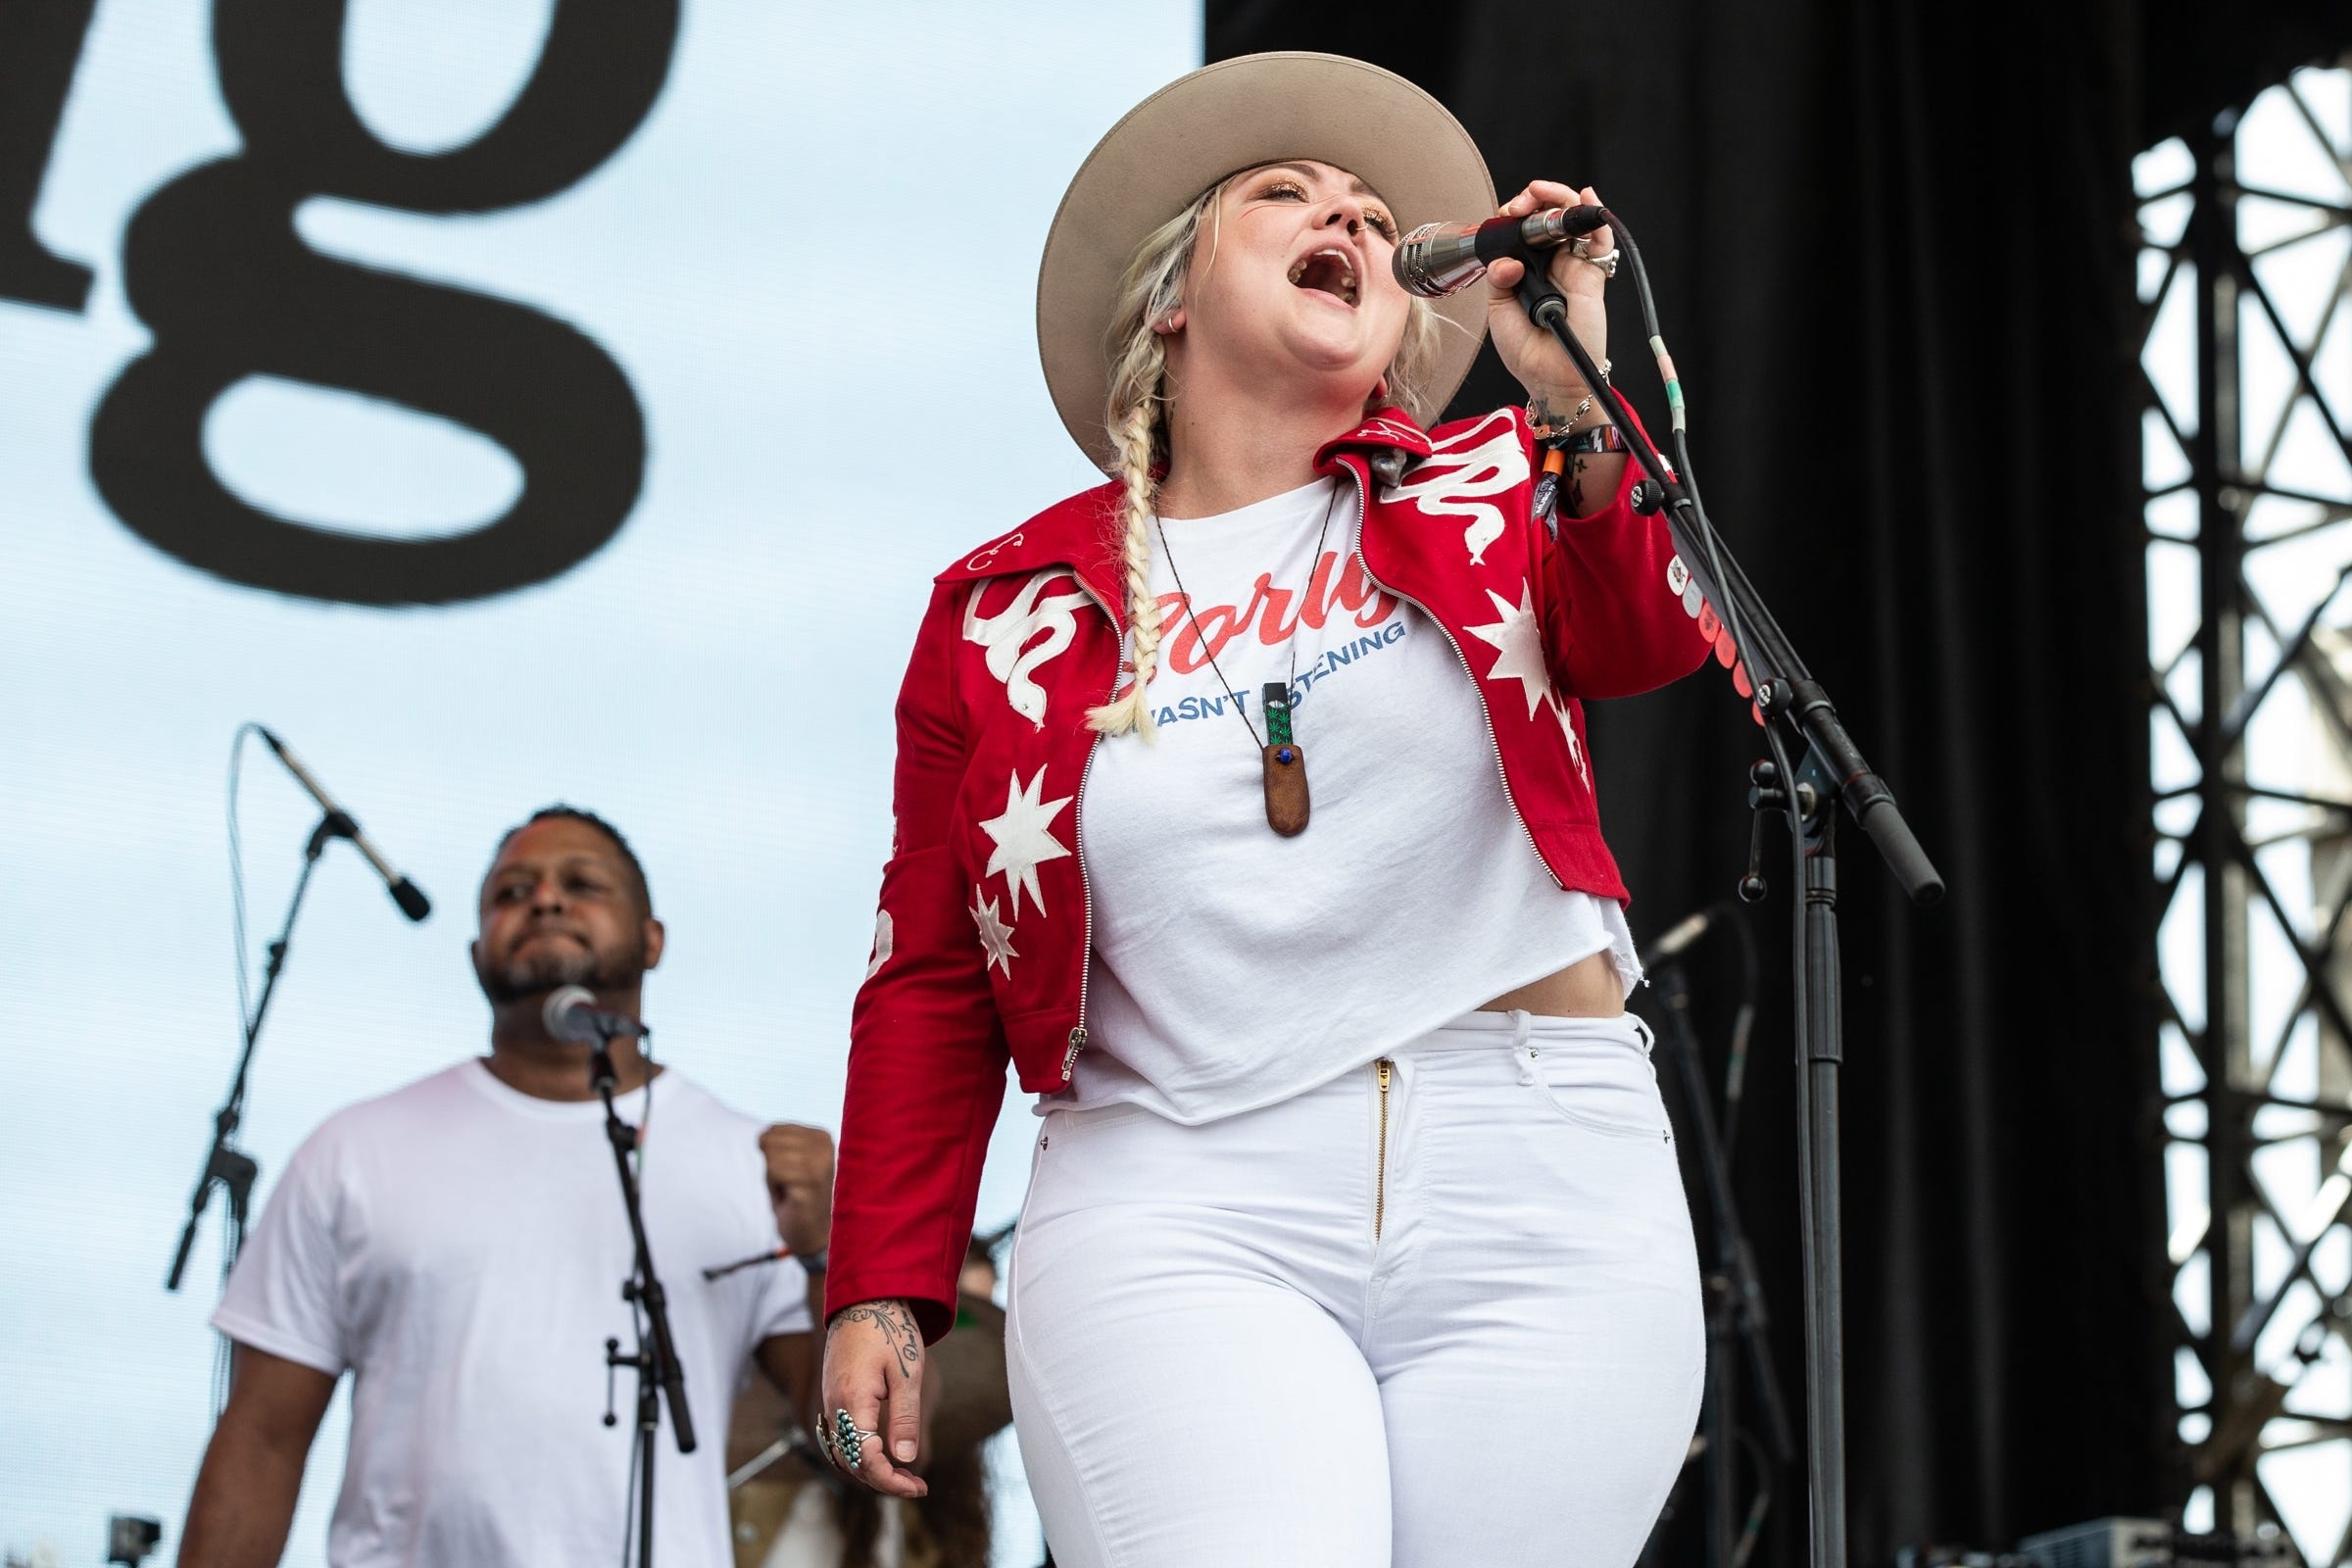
[1375,1057,1395,1241]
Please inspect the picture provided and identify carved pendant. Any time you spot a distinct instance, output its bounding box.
[1260,682,1309,836]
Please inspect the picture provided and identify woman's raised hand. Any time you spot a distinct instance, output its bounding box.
[818,1298,931,1496]
[1482,180,1615,424]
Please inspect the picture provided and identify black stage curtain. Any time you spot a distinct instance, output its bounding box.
[1208,3,2183,1560]
[2143,0,2346,145]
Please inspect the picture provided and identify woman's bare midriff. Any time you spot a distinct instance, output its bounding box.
[1480,948,1624,1018]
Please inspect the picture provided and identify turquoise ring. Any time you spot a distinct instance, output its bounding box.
[832,1406,876,1469]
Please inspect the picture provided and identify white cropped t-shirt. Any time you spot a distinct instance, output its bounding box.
[1064,477,1639,1124]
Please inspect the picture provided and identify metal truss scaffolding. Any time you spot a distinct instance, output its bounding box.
[2140,56,2352,1563]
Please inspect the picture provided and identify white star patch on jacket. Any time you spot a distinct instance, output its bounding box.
[1466,581,1551,719]
[970,891,1018,976]
[979,765,1072,917]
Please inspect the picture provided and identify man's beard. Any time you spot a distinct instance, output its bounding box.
[475,937,645,1006]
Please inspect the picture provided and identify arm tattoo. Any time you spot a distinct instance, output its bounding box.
[1568,455,1589,516]
[830,1298,922,1381]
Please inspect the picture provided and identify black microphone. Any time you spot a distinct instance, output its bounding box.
[256,727,430,921]
[1394,205,1610,298]
[542,984,648,1045]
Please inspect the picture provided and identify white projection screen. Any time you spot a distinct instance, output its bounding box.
[0,3,1196,1561]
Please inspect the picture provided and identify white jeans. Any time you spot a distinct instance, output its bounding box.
[1006,1010,1705,1568]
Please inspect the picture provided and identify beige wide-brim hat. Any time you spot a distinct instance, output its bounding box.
[1038,52,1496,473]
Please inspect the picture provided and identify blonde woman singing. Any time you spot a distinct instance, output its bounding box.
[818,51,1716,1568]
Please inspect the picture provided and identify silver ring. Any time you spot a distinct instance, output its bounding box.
[1573,249,1620,278]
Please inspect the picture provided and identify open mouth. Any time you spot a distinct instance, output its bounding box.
[1288,246,1360,307]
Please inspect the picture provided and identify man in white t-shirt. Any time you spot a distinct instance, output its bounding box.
[180,806,835,1568]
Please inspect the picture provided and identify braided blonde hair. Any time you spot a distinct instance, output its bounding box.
[1084,175,1446,739]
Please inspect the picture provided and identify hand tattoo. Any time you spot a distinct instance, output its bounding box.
[831,1298,922,1382]
[1568,454,1589,517]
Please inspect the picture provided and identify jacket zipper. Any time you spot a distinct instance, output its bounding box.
[1061,736,1097,1081]
[1060,577,1119,1083]
[1375,1057,1395,1241]
[1345,466,1565,892]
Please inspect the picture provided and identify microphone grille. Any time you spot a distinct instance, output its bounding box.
[390,877,432,923]
[542,985,599,1043]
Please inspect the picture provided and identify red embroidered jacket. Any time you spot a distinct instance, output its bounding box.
[828,406,1720,1338]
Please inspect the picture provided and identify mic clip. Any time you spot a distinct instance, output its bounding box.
[303,809,359,859]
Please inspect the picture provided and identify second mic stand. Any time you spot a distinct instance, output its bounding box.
[1655,959,1796,1568]
[167,810,355,1303]
[587,1023,695,1568]
[1505,231,1943,1568]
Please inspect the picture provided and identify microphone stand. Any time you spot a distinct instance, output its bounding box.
[167,810,355,1303]
[1655,959,1797,1568]
[1503,229,1944,1568]
[587,1023,695,1568]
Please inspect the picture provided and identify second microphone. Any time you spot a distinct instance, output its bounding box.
[543,984,649,1044]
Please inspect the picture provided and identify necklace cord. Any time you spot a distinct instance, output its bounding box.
[1154,481,1343,749]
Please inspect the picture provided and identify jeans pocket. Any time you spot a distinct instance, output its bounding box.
[1519,1042,1673,1142]
[1046,1100,1160,1146]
